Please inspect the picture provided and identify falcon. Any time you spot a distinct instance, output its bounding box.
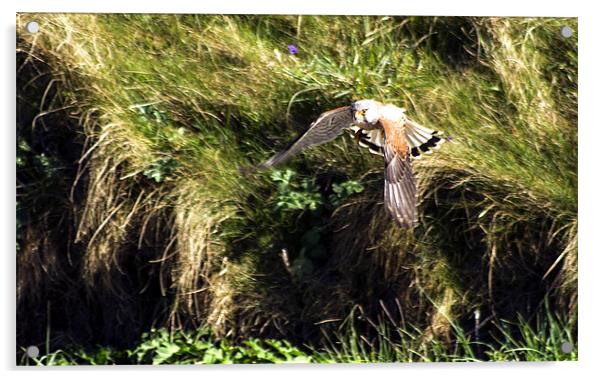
[257,100,445,228]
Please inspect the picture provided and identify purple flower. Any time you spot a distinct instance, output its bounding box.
[446,135,454,141]
[287,44,298,55]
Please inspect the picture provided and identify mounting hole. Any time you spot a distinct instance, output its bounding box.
[25,21,40,34]
[560,341,573,354]
[26,345,40,359]
[560,25,573,38]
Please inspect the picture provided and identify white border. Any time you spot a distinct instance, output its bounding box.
[13,0,579,16]
[3,1,600,378]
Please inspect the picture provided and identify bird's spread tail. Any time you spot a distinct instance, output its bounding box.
[404,119,445,160]
[349,119,445,160]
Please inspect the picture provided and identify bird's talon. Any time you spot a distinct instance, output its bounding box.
[354,129,363,144]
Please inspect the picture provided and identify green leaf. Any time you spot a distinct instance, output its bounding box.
[153,342,180,365]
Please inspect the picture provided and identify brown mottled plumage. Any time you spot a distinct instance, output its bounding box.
[256,100,445,228]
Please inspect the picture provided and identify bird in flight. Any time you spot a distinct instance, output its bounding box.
[257,100,445,228]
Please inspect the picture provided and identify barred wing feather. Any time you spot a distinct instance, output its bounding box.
[259,106,354,169]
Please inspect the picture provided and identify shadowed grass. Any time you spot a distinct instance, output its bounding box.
[19,297,575,365]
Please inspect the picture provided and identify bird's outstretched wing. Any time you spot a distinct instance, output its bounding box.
[380,119,417,228]
[258,106,353,169]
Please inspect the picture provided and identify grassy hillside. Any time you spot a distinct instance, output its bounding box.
[16,14,577,363]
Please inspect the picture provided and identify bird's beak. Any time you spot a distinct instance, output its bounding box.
[354,112,362,122]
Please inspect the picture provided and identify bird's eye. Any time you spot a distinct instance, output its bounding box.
[359,109,366,116]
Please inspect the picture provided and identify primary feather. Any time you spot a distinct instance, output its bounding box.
[258,106,353,169]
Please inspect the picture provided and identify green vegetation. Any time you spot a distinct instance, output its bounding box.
[21,329,311,365]
[17,14,577,364]
[314,299,577,363]
[20,300,576,364]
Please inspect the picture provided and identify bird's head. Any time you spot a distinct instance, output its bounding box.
[352,99,380,126]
